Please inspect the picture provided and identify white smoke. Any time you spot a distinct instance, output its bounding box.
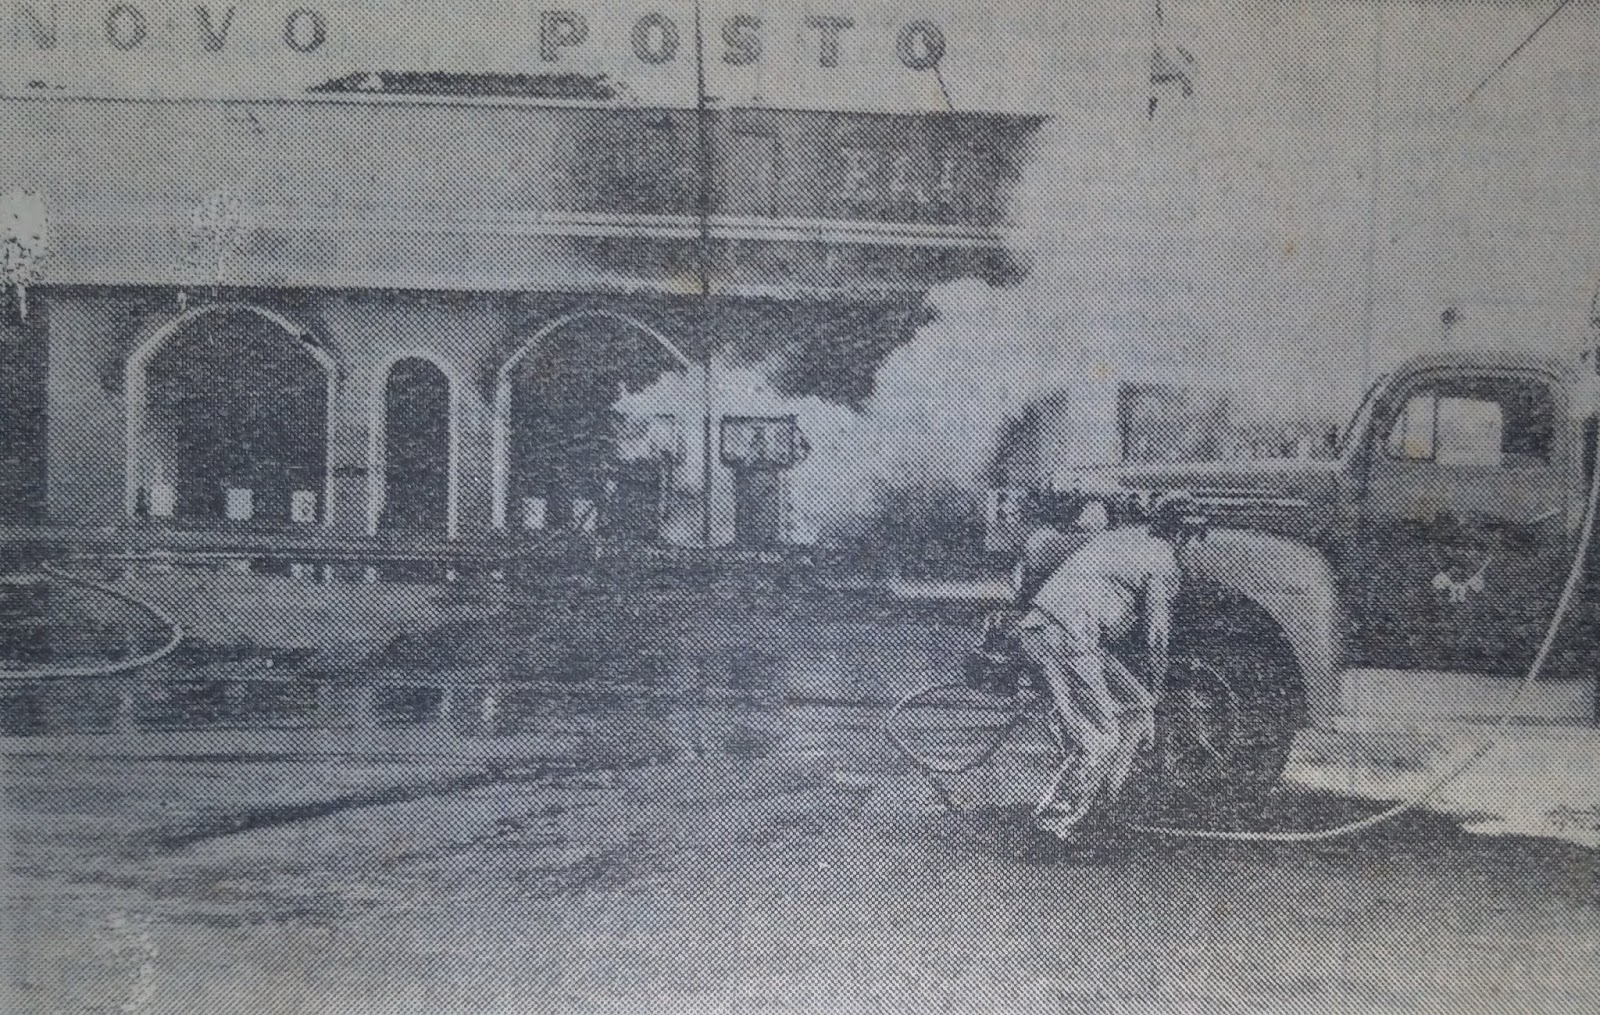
[619,2,1600,546]
[843,0,1600,514]
[611,357,861,544]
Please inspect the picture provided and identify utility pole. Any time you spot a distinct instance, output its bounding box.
[693,0,715,547]
[1361,5,1384,396]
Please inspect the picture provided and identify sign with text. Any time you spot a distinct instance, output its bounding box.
[720,415,808,470]
[0,1,1131,113]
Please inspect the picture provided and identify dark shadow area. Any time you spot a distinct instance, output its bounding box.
[146,762,564,852]
[0,302,49,525]
[507,316,685,541]
[310,71,618,100]
[143,310,327,528]
[379,358,451,535]
[912,783,1599,876]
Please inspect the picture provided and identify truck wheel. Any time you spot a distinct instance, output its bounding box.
[1191,626,1303,815]
[1131,593,1306,821]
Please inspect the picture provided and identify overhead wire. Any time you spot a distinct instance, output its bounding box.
[1456,0,1576,111]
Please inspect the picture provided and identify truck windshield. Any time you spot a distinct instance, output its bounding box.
[1337,375,1389,456]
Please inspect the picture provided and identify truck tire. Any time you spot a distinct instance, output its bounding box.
[1130,589,1306,821]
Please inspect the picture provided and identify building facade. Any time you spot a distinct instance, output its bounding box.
[0,2,1043,549]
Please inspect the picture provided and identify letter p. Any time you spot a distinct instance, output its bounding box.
[539,10,588,62]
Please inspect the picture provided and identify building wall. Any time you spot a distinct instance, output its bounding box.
[45,294,141,525]
[0,99,1032,297]
[35,287,922,541]
[318,293,509,536]
[41,290,504,534]
[0,304,49,524]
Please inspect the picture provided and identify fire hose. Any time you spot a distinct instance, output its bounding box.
[0,562,185,679]
[5,429,1596,842]
[890,423,1600,844]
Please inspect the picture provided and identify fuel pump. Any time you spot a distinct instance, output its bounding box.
[719,415,810,547]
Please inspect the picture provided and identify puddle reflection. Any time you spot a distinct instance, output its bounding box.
[2,586,977,748]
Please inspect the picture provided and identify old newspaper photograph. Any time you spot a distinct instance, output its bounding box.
[3,1,1600,1011]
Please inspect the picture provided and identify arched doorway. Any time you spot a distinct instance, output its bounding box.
[372,356,457,538]
[0,304,48,525]
[126,304,334,527]
[492,312,694,541]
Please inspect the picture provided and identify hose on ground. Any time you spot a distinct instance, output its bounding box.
[0,562,185,678]
[1133,417,1600,842]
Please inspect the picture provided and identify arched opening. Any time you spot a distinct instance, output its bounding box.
[0,303,48,525]
[374,356,456,537]
[128,305,333,528]
[493,312,694,542]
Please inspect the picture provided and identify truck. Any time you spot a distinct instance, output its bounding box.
[985,350,1600,798]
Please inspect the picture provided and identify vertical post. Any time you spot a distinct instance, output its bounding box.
[694,0,715,548]
[702,358,714,546]
[1360,5,1384,395]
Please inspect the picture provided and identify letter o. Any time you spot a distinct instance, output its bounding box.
[896,20,945,71]
[104,5,147,51]
[284,8,326,53]
[631,13,679,64]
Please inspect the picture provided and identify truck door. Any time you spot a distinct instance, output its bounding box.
[1349,370,1571,673]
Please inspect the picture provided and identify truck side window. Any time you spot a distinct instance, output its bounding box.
[1382,378,1553,468]
[1386,394,1437,460]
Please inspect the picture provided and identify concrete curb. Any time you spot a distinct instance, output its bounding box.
[1289,726,1600,847]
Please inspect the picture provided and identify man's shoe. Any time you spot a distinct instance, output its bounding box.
[1034,800,1093,841]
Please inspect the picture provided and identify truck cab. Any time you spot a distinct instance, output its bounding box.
[999,350,1600,737]
[1329,353,1595,722]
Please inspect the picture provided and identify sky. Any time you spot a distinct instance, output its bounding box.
[860,0,1600,499]
[962,0,1600,412]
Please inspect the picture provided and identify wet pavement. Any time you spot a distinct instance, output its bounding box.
[5,582,1600,1013]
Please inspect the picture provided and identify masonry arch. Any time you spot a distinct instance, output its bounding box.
[490,311,694,538]
[125,302,337,527]
[368,351,461,540]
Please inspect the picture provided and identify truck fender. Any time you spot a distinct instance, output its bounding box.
[1179,527,1342,727]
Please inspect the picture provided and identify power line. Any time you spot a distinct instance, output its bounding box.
[1457,0,1576,110]
[933,62,955,113]
[693,0,715,548]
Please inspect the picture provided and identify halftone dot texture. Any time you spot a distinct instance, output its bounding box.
[6,1,1600,1013]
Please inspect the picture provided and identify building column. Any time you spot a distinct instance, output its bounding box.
[327,364,374,537]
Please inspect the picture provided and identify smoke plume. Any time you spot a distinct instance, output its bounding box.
[619,2,1600,546]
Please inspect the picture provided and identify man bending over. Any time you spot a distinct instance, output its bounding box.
[1014,491,1200,839]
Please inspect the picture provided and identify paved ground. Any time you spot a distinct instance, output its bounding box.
[6,699,1600,1014]
[4,585,1600,1013]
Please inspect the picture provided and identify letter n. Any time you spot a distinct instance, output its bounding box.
[196,6,236,52]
